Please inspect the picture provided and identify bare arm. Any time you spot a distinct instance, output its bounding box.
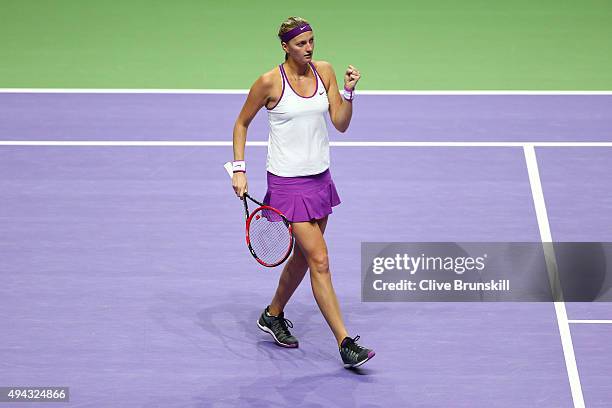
[232,74,272,197]
[316,61,361,133]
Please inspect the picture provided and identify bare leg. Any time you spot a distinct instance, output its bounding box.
[291,216,349,345]
[268,219,328,316]
[268,244,309,316]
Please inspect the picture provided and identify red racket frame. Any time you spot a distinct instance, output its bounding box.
[243,194,294,267]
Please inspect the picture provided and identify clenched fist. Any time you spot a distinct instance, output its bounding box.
[344,65,361,90]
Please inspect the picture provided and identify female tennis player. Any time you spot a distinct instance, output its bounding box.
[231,16,375,368]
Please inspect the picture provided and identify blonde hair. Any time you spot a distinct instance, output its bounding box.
[277,16,310,42]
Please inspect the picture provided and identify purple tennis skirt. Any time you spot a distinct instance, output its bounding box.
[263,169,341,223]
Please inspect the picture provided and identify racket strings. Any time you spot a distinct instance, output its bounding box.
[249,208,292,265]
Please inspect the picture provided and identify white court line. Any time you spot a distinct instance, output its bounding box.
[569,320,612,324]
[0,141,611,147]
[524,145,585,408]
[1,88,612,95]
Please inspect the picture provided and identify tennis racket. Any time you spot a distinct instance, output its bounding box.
[224,162,294,267]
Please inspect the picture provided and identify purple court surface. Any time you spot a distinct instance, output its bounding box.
[1,93,611,407]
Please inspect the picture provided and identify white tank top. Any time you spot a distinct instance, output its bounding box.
[266,62,330,177]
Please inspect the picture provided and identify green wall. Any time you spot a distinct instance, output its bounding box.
[1,0,611,89]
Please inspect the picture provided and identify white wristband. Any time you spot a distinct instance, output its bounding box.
[342,87,354,101]
[232,160,246,173]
